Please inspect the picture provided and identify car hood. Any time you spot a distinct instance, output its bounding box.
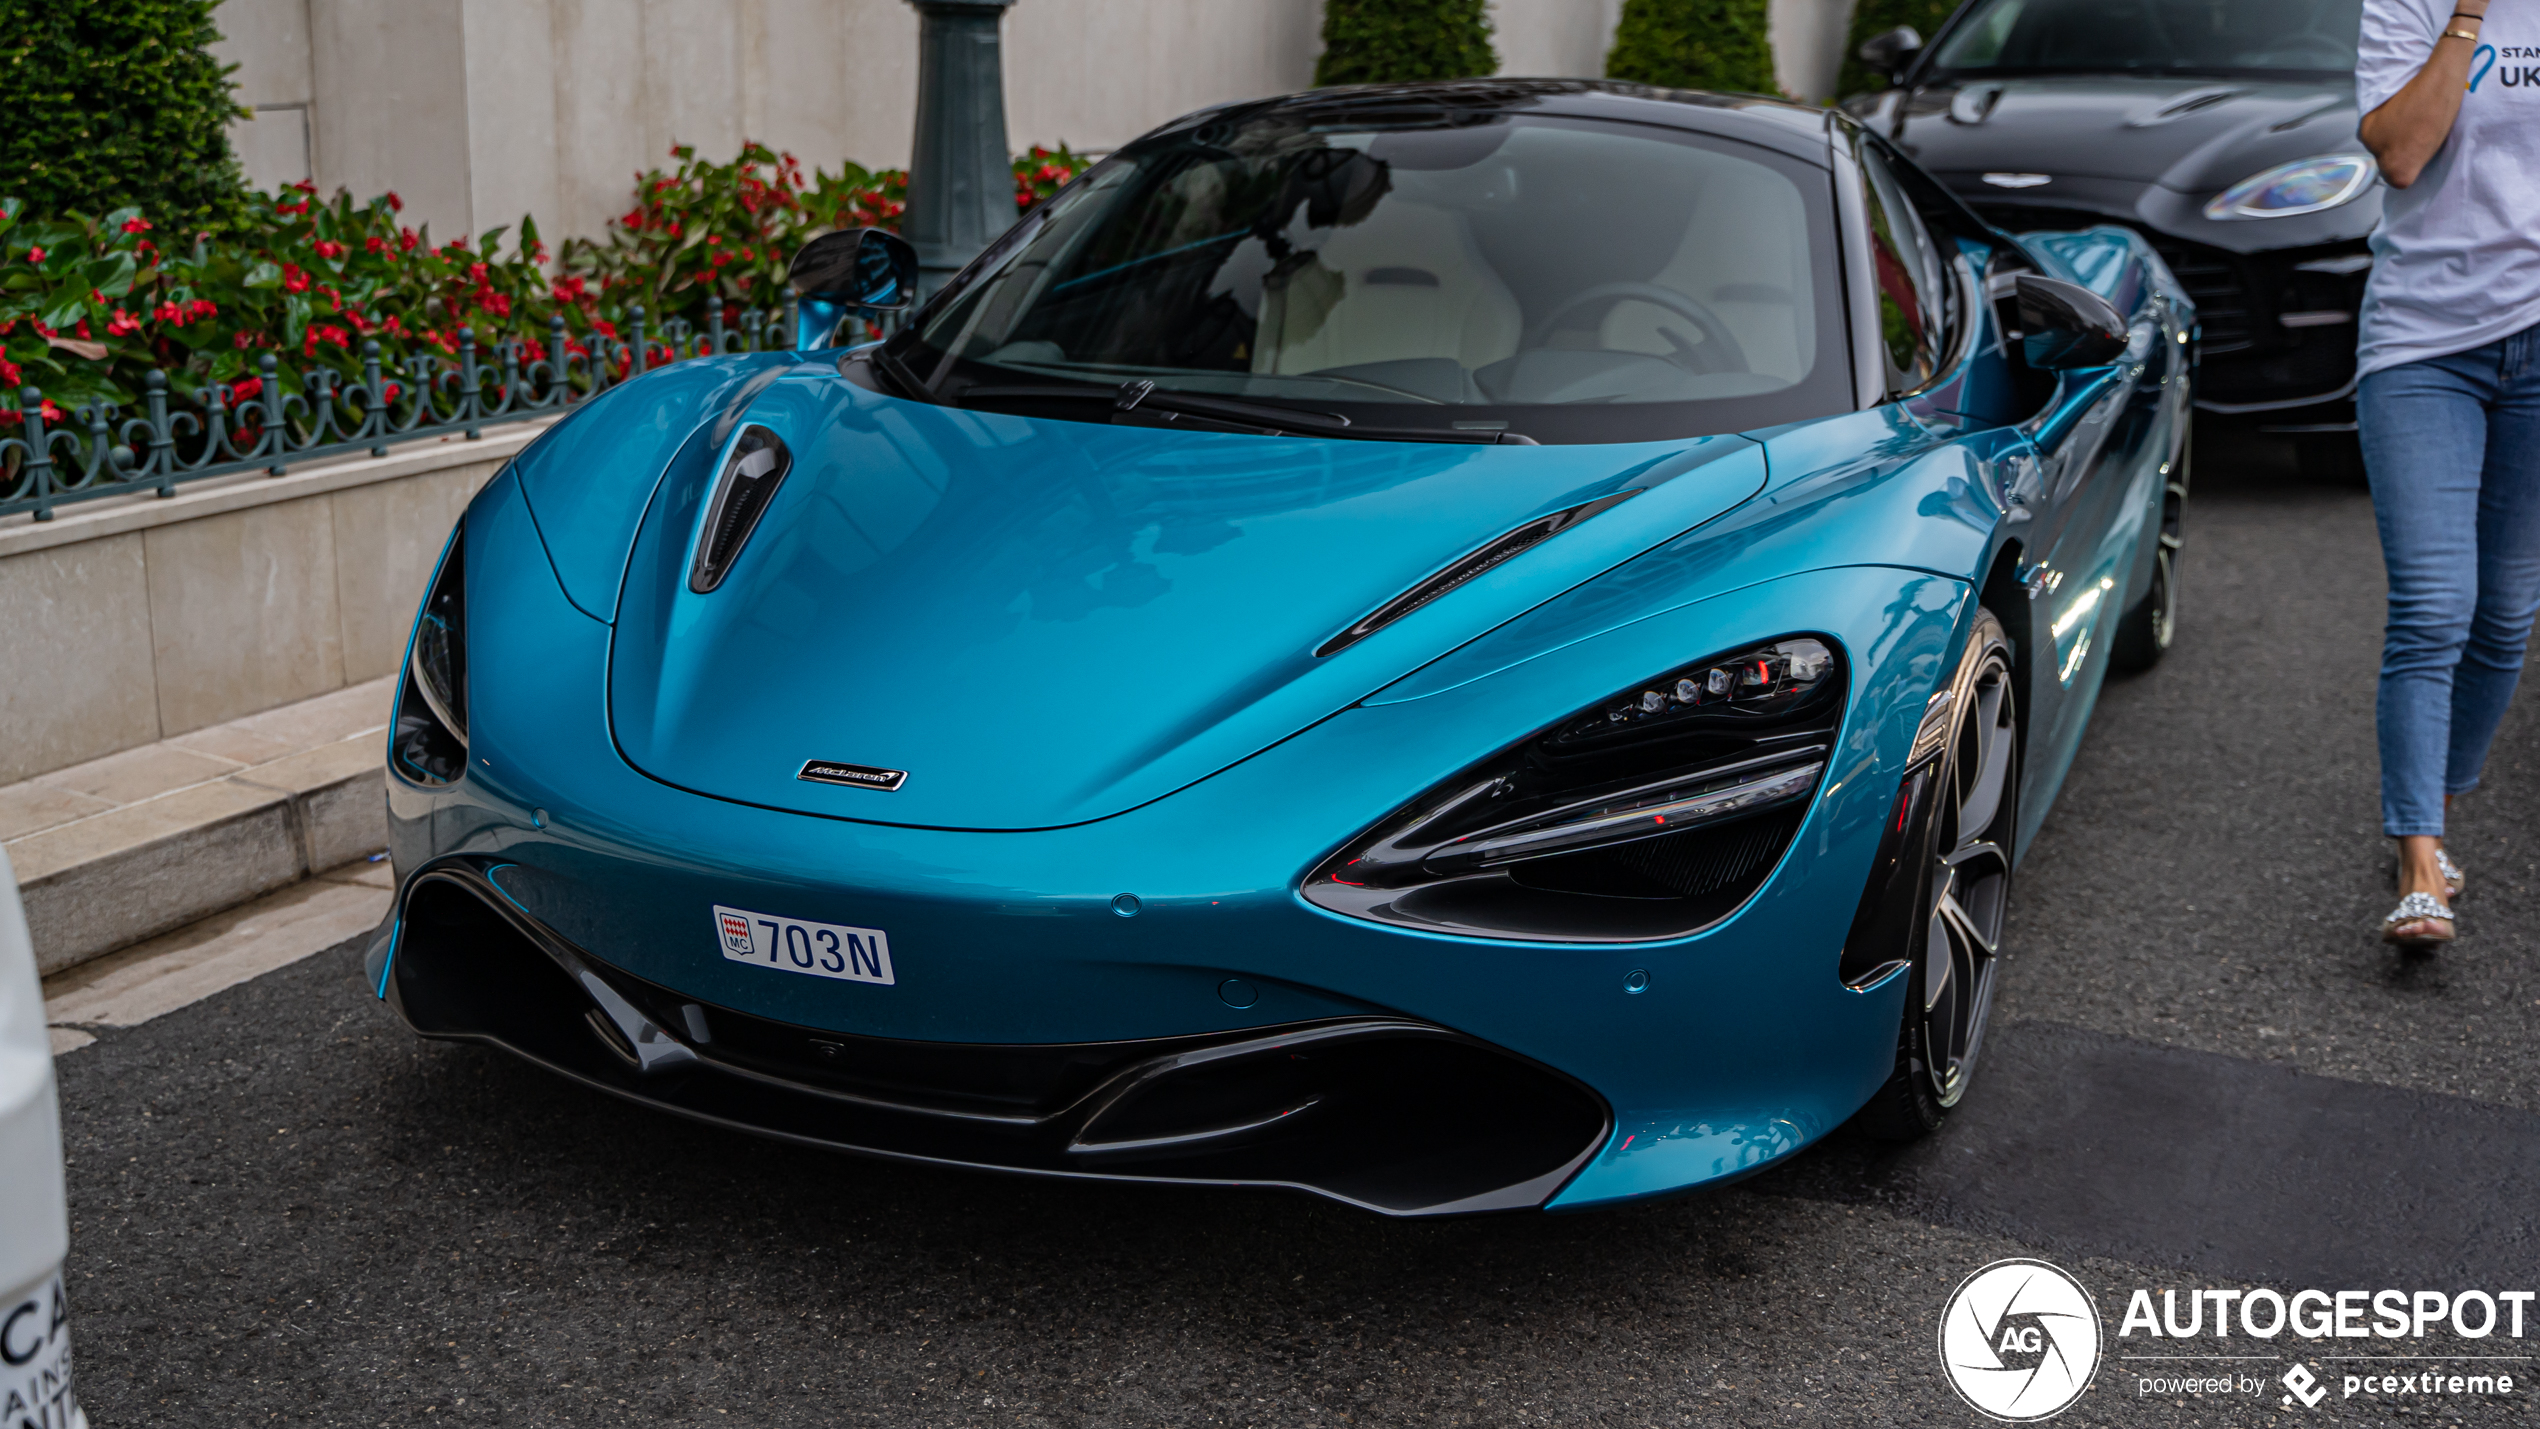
[1895,75,2361,197]
[604,372,1769,831]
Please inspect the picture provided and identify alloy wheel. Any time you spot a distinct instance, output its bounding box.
[1918,643,2015,1107]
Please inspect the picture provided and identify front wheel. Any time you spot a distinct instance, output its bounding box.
[1854,610,2020,1141]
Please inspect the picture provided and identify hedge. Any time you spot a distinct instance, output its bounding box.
[1313,0,1497,86]
[1605,0,1780,97]
[0,0,248,234]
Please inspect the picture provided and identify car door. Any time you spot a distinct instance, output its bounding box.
[2008,232,2184,812]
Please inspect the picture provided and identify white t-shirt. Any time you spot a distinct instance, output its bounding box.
[2355,0,2540,377]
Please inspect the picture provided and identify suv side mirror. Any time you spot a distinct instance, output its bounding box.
[789,228,918,349]
[2012,273,2130,370]
[1856,25,1923,82]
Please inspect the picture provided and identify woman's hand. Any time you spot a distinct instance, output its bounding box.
[2360,0,2490,187]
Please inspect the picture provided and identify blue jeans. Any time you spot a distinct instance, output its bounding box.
[2359,320,2540,838]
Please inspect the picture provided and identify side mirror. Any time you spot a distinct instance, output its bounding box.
[788,228,918,349]
[1856,25,1923,82]
[2012,273,2130,370]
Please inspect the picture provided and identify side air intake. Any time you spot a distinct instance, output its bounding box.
[689,425,793,593]
[1315,489,1639,657]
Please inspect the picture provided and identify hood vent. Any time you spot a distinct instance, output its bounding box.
[1315,490,1639,658]
[2127,88,2242,127]
[689,425,793,594]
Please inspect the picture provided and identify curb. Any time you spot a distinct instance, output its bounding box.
[16,756,385,978]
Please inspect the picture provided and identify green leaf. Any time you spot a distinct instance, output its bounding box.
[243,260,281,289]
[39,291,89,329]
[86,253,138,299]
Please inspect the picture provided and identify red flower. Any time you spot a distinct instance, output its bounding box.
[106,309,141,336]
[155,301,180,324]
[666,222,682,238]
[282,263,311,294]
[706,234,722,245]
[621,208,646,231]
[121,216,153,234]
[366,235,388,254]
[188,299,217,321]
[399,228,420,252]
[386,191,404,212]
[25,246,43,264]
[313,239,346,260]
[230,376,263,400]
[0,358,18,388]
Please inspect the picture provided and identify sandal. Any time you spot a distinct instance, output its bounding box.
[2439,848,2466,901]
[2381,891,2456,950]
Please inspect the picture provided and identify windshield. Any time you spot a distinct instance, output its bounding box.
[1929,0,2361,77]
[885,109,1850,444]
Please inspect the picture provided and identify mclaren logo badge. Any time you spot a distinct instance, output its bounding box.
[797,760,909,792]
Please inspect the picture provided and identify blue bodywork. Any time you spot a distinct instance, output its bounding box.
[369,92,2194,1213]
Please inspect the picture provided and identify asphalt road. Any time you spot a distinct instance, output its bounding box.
[54,430,2540,1427]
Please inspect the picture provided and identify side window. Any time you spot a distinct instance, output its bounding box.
[1858,145,1949,396]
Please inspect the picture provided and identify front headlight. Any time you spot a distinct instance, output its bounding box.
[2201,154,2376,221]
[392,524,467,786]
[1302,636,1842,942]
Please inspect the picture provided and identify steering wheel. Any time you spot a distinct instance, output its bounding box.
[1525,282,1749,376]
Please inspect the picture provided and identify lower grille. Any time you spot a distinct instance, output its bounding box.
[383,865,1612,1216]
[2145,242,2254,353]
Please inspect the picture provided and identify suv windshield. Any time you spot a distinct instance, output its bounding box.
[1929,0,2362,78]
[883,107,1850,444]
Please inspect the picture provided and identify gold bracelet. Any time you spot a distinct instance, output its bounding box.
[2444,25,2482,38]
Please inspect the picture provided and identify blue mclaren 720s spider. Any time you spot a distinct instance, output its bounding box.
[369,79,2193,1216]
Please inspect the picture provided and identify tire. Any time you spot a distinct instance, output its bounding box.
[2111,435,2189,672]
[1855,610,2019,1141]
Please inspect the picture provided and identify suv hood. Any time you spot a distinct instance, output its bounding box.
[606,374,1768,831]
[1893,75,2361,197]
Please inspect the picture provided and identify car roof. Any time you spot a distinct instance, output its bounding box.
[1158,80,1840,170]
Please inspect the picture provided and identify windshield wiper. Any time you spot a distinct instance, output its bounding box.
[952,379,1537,445]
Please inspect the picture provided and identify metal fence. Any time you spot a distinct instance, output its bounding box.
[0,300,897,522]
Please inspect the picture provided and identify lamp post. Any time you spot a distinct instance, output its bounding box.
[903,0,1019,296]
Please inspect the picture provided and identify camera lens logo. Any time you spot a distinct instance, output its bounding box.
[1939,1258,2103,1421]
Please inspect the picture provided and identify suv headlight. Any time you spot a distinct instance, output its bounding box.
[1302,637,1842,942]
[393,524,468,785]
[2202,154,2376,220]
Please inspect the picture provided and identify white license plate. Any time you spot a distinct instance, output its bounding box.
[713,905,895,985]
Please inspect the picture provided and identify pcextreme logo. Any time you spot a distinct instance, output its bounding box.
[1939,1259,2104,1421]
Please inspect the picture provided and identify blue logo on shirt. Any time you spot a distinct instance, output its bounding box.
[2469,43,2496,90]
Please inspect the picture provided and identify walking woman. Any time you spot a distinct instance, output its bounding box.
[2355,0,2540,948]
